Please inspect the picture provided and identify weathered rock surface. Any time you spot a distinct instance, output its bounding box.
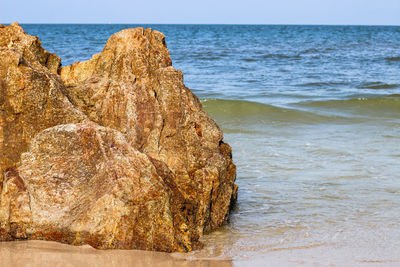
[0,23,237,252]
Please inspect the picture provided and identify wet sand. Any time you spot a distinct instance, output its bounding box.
[2,238,400,266]
[0,241,232,267]
[232,242,400,267]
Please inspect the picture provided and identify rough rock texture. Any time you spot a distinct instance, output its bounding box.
[0,23,237,252]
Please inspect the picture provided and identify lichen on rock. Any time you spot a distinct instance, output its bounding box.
[0,22,237,252]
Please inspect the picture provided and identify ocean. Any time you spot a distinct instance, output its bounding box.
[22,24,400,265]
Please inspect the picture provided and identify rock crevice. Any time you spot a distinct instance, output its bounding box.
[0,23,237,252]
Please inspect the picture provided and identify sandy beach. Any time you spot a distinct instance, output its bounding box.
[0,241,232,267]
[2,238,400,266]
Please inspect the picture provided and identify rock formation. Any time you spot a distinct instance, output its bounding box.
[0,22,237,252]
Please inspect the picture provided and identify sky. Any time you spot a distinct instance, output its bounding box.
[1,0,400,25]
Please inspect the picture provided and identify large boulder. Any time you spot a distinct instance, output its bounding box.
[0,23,237,252]
[0,22,87,211]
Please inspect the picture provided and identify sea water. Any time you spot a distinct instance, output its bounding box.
[22,24,400,265]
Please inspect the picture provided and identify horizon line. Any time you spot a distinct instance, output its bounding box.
[2,22,400,27]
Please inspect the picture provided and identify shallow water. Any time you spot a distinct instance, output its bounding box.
[17,24,400,265]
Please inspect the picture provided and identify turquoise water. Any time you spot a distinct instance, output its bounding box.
[22,24,400,264]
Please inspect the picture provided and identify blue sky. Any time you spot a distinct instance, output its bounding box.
[1,0,399,25]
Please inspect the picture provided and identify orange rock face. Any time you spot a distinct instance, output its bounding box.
[0,23,237,252]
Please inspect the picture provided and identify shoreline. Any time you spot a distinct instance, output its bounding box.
[3,238,399,266]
